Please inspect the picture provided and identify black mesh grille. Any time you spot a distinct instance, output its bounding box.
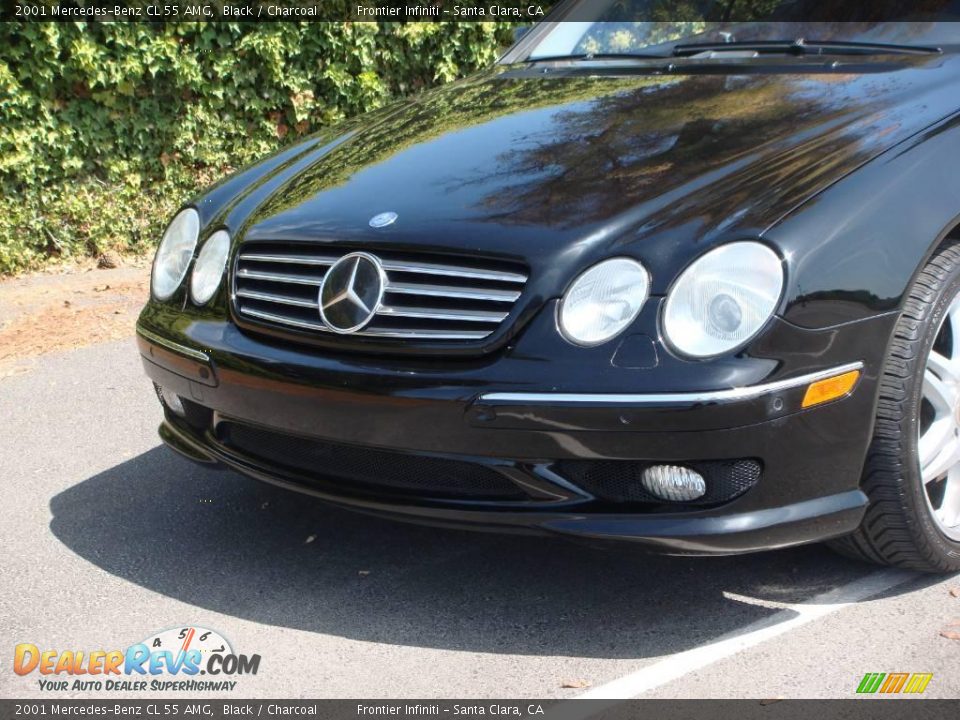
[555,459,761,506]
[219,423,527,501]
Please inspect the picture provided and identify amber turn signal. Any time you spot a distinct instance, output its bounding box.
[801,369,861,409]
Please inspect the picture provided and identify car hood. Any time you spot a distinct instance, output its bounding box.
[212,56,960,294]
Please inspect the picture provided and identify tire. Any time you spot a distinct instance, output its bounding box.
[830,240,960,572]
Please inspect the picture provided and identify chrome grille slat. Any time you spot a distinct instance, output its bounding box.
[385,282,521,302]
[236,289,319,309]
[241,307,331,332]
[376,305,508,323]
[380,260,526,283]
[359,328,491,340]
[239,253,337,267]
[241,307,490,340]
[236,268,325,286]
[234,242,527,344]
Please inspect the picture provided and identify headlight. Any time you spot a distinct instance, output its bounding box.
[190,230,231,305]
[663,242,783,358]
[559,258,650,346]
[151,208,200,300]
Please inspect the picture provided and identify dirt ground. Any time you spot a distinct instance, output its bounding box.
[0,258,150,378]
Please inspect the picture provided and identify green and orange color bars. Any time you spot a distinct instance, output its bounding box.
[856,673,933,694]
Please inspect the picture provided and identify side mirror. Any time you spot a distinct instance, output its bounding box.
[513,26,530,43]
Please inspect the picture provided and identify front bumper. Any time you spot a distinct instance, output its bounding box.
[136,310,891,555]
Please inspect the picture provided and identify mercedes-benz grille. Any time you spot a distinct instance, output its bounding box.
[232,241,528,342]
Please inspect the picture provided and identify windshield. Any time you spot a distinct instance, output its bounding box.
[526,0,960,59]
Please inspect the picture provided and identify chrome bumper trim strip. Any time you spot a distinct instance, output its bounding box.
[136,326,210,363]
[478,362,865,406]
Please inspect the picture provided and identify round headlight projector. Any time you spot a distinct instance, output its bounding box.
[559,257,650,346]
[151,208,200,301]
[190,229,231,305]
[641,465,707,502]
[663,241,784,358]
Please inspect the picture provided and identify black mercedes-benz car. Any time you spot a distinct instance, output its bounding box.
[137,2,960,571]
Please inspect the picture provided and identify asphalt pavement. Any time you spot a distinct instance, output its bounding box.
[2,338,960,699]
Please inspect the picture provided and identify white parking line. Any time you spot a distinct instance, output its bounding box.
[577,568,915,700]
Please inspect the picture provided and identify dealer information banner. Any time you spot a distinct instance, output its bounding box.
[2,0,943,22]
[3,700,960,719]
[5,0,549,21]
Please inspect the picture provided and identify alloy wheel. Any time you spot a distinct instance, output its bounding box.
[919,291,960,539]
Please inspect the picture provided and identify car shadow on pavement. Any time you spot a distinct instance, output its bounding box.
[49,447,929,659]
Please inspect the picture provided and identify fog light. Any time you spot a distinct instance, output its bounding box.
[641,465,706,502]
[154,383,185,418]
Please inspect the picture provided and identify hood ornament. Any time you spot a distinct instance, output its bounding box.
[368,211,398,228]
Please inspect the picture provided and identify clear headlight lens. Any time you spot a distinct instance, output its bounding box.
[663,242,783,358]
[559,258,650,346]
[151,208,200,300]
[190,230,231,305]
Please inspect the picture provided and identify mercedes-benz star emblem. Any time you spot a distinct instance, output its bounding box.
[368,211,398,228]
[318,252,386,334]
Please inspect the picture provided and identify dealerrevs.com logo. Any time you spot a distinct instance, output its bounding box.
[13,626,261,692]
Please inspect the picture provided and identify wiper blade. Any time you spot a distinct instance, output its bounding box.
[523,52,668,64]
[518,41,939,66]
[672,39,941,57]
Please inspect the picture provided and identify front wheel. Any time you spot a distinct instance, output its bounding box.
[832,241,960,572]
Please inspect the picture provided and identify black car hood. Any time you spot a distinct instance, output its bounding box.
[215,55,960,294]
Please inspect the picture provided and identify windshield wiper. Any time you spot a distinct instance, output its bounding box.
[519,41,939,66]
[523,51,669,64]
[672,39,941,57]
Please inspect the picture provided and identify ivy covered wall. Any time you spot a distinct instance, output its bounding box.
[0,21,516,273]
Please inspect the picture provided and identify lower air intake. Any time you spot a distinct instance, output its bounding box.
[219,423,527,501]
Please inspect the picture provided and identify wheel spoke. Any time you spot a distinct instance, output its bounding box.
[949,304,960,360]
[922,434,960,484]
[923,368,957,415]
[937,466,960,528]
[927,349,960,386]
[920,417,955,469]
